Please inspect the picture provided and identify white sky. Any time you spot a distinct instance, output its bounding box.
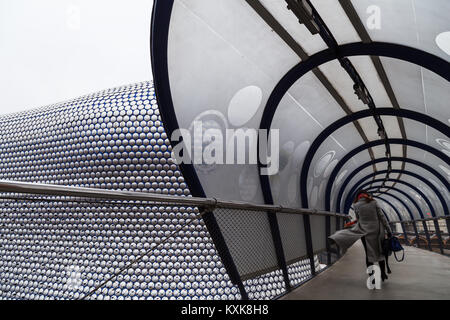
[0,0,154,115]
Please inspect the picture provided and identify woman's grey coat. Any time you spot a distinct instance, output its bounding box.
[329,199,392,263]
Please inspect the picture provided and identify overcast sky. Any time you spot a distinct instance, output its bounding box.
[0,0,154,115]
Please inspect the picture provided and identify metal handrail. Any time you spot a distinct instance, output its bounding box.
[0,180,347,218]
[0,179,349,299]
[389,216,450,224]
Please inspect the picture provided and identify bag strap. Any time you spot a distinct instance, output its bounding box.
[394,249,405,262]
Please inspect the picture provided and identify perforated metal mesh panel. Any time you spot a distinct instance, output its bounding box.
[277,212,307,264]
[310,215,326,254]
[330,216,337,235]
[213,208,279,279]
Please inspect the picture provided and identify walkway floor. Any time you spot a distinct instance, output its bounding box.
[281,241,450,299]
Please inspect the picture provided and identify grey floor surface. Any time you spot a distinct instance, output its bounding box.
[281,241,450,300]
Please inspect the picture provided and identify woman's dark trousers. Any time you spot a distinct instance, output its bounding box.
[361,237,388,281]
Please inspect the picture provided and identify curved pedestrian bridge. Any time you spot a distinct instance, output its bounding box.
[281,241,450,300]
[1,0,449,301]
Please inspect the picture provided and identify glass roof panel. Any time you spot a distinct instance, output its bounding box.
[167,0,306,202]
[379,58,450,119]
[401,175,445,214]
[428,128,450,169]
[350,0,450,62]
[380,116,403,139]
[404,163,450,201]
[283,71,349,126]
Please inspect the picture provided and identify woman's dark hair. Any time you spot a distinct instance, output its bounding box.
[353,190,374,203]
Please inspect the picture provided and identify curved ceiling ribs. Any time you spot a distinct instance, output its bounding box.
[247,0,449,219]
[373,195,414,223]
[337,0,408,187]
[324,138,449,212]
[372,196,405,222]
[249,2,450,216]
[370,189,425,220]
[335,157,450,214]
[287,0,393,192]
[379,208,394,224]
[258,42,450,213]
[245,0,378,184]
[354,179,435,218]
[376,190,422,220]
[342,169,448,218]
[299,108,449,210]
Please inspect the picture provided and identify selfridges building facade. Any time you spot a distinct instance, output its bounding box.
[0,82,317,300]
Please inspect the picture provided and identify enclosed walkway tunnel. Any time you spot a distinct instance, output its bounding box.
[150,0,450,299]
[0,0,448,300]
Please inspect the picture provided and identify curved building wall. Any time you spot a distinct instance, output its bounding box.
[0,82,314,300]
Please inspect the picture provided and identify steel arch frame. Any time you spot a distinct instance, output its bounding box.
[281,108,447,275]
[373,192,435,249]
[368,187,439,251]
[255,41,449,210]
[325,139,449,211]
[371,195,417,243]
[335,157,450,214]
[340,169,448,217]
[346,179,435,219]
[372,189,418,221]
[364,184,445,253]
[295,110,449,209]
[370,196,405,221]
[363,185,426,219]
[151,0,253,298]
[372,196,407,229]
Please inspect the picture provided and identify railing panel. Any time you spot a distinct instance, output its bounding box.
[212,207,279,281]
[0,179,376,300]
[277,212,307,265]
[310,215,327,255]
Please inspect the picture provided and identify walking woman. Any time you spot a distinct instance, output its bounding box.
[329,190,393,281]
